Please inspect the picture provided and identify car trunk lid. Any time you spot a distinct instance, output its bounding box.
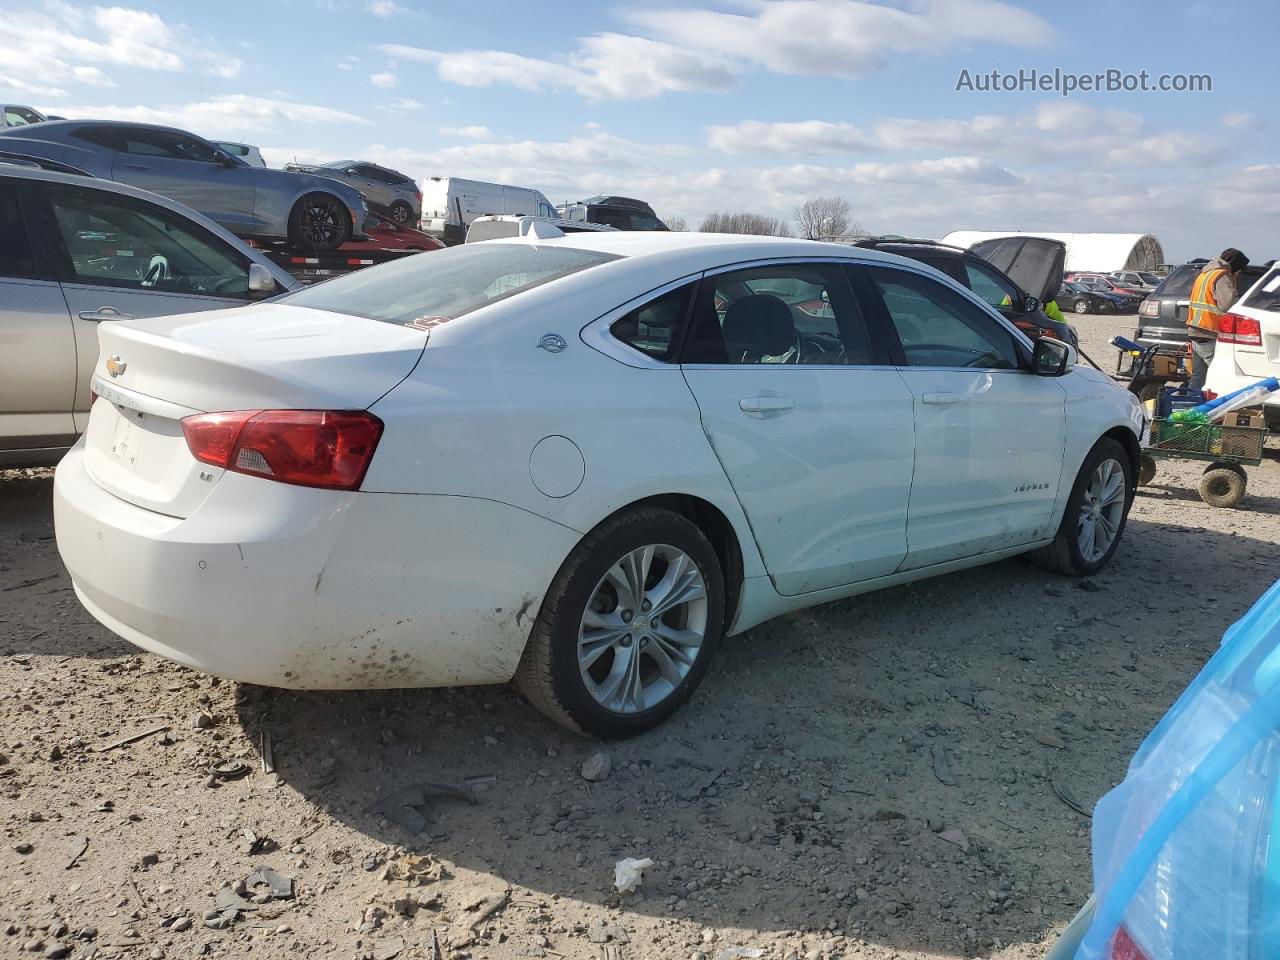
[83,303,425,518]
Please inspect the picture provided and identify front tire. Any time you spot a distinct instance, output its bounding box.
[287,193,352,252]
[515,507,724,739]
[1074,299,1089,315]
[1030,438,1134,576]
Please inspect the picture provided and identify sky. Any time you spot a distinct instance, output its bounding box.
[4,0,1276,262]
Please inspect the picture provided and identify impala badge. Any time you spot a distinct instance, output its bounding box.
[537,333,567,353]
[106,355,127,378]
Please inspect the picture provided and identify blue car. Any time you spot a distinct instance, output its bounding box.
[1051,578,1280,959]
[0,120,368,251]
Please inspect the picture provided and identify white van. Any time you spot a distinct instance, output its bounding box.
[420,177,556,245]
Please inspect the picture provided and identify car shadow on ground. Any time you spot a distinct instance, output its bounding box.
[0,473,132,658]
[229,518,1280,958]
[1139,481,1280,515]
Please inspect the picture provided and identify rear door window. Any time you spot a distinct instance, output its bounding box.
[683,262,874,365]
[279,242,619,326]
[119,129,217,162]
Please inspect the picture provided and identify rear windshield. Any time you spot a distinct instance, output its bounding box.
[1151,265,1199,297]
[279,243,619,327]
[1155,263,1265,298]
[1243,268,1280,313]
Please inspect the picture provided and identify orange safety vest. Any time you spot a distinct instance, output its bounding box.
[1187,267,1229,334]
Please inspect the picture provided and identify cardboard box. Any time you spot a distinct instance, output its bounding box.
[1151,355,1182,378]
[1221,409,1264,428]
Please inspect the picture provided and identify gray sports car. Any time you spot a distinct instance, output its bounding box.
[0,120,368,251]
[284,160,420,224]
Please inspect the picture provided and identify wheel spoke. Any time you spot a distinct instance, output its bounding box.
[595,645,634,709]
[652,621,702,658]
[579,634,619,672]
[1080,516,1097,559]
[644,637,685,687]
[649,561,706,618]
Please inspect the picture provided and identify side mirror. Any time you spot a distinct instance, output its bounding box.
[247,263,276,297]
[1032,336,1076,377]
[1024,294,1040,313]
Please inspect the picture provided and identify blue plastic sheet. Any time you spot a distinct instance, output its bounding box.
[1075,578,1280,959]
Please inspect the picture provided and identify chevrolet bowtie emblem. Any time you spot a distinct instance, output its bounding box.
[106,355,127,378]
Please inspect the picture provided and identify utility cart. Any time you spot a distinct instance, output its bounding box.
[1140,417,1268,508]
[1112,335,1188,402]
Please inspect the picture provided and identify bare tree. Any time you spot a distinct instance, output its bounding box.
[794,196,859,240]
[664,215,688,231]
[698,211,793,237]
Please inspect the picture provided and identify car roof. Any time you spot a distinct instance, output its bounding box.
[0,165,296,288]
[487,230,931,269]
[0,118,213,141]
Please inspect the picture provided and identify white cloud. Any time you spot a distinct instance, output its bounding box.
[708,103,1212,170]
[46,94,369,134]
[370,71,397,88]
[0,4,245,99]
[337,55,360,72]
[1221,111,1257,130]
[384,0,1052,101]
[440,125,494,139]
[630,0,1053,75]
[709,119,873,155]
[380,97,424,112]
[367,0,398,15]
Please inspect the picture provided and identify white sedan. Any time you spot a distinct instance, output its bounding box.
[54,231,1144,737]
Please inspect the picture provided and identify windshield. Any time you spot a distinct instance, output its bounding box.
[1152,264,1202,297]
[278,242,620,327]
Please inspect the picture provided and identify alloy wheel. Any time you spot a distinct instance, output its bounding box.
[300,198,343,245]
[1078,458,1127,563]
[577,544,708,714]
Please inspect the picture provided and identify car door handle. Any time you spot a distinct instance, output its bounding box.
[79,306,134,323]
[739,396,795,417]
[922,391,963,405]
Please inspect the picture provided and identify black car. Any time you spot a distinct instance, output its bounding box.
[850,236,1079,345]
[556,195,668,231]
[1136,259,1271,354]
[1056,280,1115,315]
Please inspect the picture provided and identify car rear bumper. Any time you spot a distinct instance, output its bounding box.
[54,441,578,689]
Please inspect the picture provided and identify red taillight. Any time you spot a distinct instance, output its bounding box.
[181,410,383,491]
[1219,311,1262,346]
[1110,925,1151,960]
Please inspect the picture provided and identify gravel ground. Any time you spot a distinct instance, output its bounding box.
[3,311,1278,960]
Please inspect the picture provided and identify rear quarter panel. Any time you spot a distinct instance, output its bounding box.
[361,269,768,583]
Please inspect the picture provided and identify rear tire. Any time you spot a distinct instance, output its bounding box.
[286,193,352,252]
[1199,466,1246,508]
[389,201,413,224]
[515,507,724,739]
[1030,438,1134,576]
[1074,300,1089,315]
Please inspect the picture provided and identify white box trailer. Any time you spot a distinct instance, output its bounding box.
[420,177,557,245]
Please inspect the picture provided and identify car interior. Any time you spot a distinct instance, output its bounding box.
[46,191,251,296]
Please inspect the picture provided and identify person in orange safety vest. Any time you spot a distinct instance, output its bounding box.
[1187,247,1249,392]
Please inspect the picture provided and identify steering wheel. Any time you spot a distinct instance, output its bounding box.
[141,256,169,288]
[798,332,846,365]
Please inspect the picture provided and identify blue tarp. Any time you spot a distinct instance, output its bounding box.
[1076,578,1280,959]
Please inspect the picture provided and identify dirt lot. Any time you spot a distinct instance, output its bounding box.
[3,314,1278,960]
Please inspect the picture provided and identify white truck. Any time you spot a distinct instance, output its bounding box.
[419,176,557,245]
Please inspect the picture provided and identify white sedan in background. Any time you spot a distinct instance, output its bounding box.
[54,231,1144,737]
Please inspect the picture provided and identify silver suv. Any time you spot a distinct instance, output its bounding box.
[0,166,297,466]
[285,160,420,224]
[0,120,368,251]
